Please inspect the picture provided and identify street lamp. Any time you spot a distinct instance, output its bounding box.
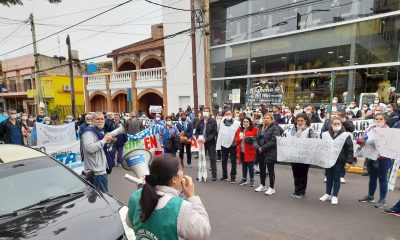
[304,9,330,28]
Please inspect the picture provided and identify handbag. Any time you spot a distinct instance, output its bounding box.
[179,132,192,145]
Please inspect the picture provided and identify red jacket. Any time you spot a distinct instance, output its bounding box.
[234,127,258,163]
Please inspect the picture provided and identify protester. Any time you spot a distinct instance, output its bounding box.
[43,116,52,125]
[27,115,35,128]
[64,115,74,124]
[386,103,399,127]
[0,109,25,145]
[216,110,240,183]
[177,112,194,167]
[126,154,211,239]
[196,108,218,181]
[110,114,128,167]
[320,117,354,205]
[318,106,327,122]
[272,106,285,124]
[160,116,180,156]
[254,112,280,195]
[370,97,387,113]
[331,97,344,112]
[396,98,400,115]
[284,108,295,124]
[81,112,114,193]
[154,113,165,127]
[360,103,372,119]
[289,113,317,198]
[78,114,93,138]
[358,113,391,208]
[293,104,303,117]
[126,111,144,135]
[305,106,321,123]
[346,101,362,119]
[36,110,45,123]
[215,113,223,161]
[366,105,383,119]
[235,117,258,187]
[383,199,400,217]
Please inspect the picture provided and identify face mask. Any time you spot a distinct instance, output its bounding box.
[374,100,379,104]
[235,117,240,121]
[166,121,172,126]
[181,118,186,121]
[332,126,341,132]
[86,121,92,125]
[10,114,17,120]
[21,116,28,121]
[66,119,73,122]
[155,117,161,121]
[225,116,232,121]
[350,104,355,108]
[332,99,338,104]
[28,118,34,121]
[388,108,393,113]
[198,114,202,118]
[286,113,292,117]
[45,121,50,125]
[375,121,384,128]
[203,112,209,118]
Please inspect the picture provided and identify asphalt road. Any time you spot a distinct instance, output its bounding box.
[109,158,400,240]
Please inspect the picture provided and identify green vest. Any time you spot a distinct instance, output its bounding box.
[128,188,184,240]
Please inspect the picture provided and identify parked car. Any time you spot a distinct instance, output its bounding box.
[0,144,134,240]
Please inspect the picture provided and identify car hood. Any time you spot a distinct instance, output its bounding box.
[0,189,125,240]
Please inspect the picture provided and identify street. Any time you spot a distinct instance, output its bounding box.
[109,158,400,240]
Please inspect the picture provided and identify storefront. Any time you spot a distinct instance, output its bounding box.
[210,1,400,110]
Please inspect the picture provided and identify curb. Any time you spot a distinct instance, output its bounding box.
[347,166,400,176]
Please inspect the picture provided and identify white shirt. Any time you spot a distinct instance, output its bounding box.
[216,118,240,150]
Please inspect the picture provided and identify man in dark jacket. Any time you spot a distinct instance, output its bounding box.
[0,109,24,145]
[305,106,322,123]
[125,111,144,135]
[109,114,128,167]
[196,107,218,181]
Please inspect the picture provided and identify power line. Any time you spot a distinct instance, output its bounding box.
[143,0,192,12]
[0,18,29,46]
[168,38,191,73]
[0,0,138,57]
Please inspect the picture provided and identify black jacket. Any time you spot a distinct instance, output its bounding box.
[328,128,354,165]
[254,123,280,163]
[387,112,399,128]
[0,118,24,144]
[195,118,218,146]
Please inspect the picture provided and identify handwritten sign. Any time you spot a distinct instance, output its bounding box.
[36,122,76,145]
[373,128,400,159]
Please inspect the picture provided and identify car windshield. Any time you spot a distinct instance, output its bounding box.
[0,156,87,215]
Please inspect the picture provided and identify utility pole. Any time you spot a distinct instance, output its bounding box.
[30,13,43,114]
[66,35,76,119]
[190,0,199,114]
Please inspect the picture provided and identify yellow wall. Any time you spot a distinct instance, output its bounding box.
[40,75,85,117]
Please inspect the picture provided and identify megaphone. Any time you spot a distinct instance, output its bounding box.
[122,148,152,185]
[109,123,126,137]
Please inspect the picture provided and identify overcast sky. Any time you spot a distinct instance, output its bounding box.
[0,0,169,62]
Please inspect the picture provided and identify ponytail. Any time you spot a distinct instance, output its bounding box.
[139,154,180,222]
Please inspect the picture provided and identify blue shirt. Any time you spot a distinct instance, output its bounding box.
[9,123,23,145]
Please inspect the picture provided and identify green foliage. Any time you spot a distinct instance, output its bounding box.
[0,0,61,6]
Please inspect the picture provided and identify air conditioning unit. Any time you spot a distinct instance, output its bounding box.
[63,85,71,91]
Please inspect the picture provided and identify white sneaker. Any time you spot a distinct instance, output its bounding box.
[265,187,276,195]
[331,196,338,205]
[323,177,327,182]
[340,177,346,184]
[319,194,332,202]
[255,185,267,192]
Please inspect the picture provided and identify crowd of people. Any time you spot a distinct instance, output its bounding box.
[1,97,400,217]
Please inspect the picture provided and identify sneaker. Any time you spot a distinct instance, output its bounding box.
[238,179,248,186]
[375,199,387,208]
[116,163,122,167]
[212,177,217,181]
[383,208,400,217]
[249,180,255,187]
[216,159,222,162]
[291,193,305,199]
[188,163,192,168]
[265,187,276,195]
[255,184,267,192]
[359,196,375,203]
[323,177,327,182]
[340,177,346,184]
[230,177,236,184]
[362,172,369,176]
[331,196,339,205]
[319,194,332,202]
[219,177,228,182]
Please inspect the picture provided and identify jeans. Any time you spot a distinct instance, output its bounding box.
[257,153,267,186]
[266,163,275,188]
[241,152,254,180]
[391,200,400,211]
[179,143,192,166]
[325,163,344,197]
[90,174,108,193]
[367,158,391,200]
[205,143,217,177]
[221,146,237,178]
[116,146,124,164]
[291,163,310,195]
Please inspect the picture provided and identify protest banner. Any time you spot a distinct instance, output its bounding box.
[277,132,351,168]
[125,124,199,156]
[36,122,76,145]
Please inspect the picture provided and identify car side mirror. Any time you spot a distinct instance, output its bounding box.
[81,169,94,182]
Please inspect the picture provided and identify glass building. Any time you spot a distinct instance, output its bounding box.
[209,0,400,110]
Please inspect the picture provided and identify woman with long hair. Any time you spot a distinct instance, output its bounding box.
[127,154,211,239]
[289,113,317,198]
[320,117,354,205]
[358,113,392,208]
[253,112,281,195]
[234,116,258,187]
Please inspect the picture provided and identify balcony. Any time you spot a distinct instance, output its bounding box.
[84,67,164,92]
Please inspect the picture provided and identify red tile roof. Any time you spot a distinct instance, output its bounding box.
[107,38,164,57]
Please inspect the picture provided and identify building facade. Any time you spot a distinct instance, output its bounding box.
[0,54,83,114]
[209,0,400,110]
[84,24,168,116]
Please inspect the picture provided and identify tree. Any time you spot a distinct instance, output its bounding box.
[0,0,61,7]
